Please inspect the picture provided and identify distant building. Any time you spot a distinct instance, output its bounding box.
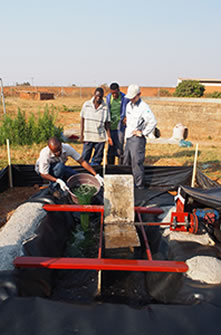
[177,78,221,93]
[177,78,221,87]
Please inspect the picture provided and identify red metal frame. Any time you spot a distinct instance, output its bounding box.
[14,257,188,272]
[42,204,164,216]
[13,204,188,273]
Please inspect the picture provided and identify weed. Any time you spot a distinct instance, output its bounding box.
[0,105,63,146]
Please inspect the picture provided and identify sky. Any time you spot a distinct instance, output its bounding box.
[0,0,221,87]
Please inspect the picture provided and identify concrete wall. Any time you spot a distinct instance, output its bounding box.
[4,85,221,98]
[145,99,221,141]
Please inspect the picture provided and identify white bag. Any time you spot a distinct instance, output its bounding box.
[172,123,187,140]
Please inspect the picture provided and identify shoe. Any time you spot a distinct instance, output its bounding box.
[136,185,145,190]
[53,190,62,199]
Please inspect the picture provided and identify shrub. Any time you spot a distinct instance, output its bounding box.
[158,89,171,97]
[0,106,63,146]
[13,109,27,145]
[174,80,205,97]
[205,91,221,98]
[0,115,14,145]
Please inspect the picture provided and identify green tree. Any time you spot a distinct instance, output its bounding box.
[13,109,27,145]
[174,80,205,97]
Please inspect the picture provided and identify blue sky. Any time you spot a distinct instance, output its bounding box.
[0,0,220,87]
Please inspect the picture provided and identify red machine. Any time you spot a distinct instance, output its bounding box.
[170,187,198,234]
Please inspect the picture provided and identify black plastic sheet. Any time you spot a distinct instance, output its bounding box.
[0,167,9,192]
[0,296,221,335]
[180,185,221,211]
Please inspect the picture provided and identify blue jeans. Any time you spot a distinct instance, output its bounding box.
[49,162,77,189]
[82,142,105,166]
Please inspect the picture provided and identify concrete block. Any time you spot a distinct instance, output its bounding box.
[104,175,140,249]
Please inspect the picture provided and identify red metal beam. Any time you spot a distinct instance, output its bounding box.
[135,206,164,215]
[137,212,153,260]
[43,204,163,215]
[14,257,188,273]
[43,204,104,213]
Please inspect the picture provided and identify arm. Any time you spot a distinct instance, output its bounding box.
[77,157,97,176]
[105,121,113,146]
[142,111,157,137]
[80,117,84,142]
[40,172,69,192]
[40,173,57,183]
[75,156,104,186]
[133,109,157,138]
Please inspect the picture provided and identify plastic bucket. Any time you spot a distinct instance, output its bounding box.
[67,173,101,204]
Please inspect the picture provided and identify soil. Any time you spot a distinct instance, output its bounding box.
[0,186,40,228]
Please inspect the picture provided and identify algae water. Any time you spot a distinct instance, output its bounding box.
[71,184,97,232]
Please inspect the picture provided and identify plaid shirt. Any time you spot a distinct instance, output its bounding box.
[80,98,110,142]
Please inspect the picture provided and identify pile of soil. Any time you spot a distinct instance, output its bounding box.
[0,186,39,228]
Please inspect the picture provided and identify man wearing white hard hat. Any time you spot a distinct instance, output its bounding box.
[123,84,157,189]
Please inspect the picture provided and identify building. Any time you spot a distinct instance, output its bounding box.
[177,78,221,93]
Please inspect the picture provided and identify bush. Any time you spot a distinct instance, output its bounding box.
[205,91,221,98]
[0,105,63,146]
[158,89,171,97]
[174,80,205,97]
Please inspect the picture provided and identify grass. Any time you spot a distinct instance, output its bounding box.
[0,95,221,184]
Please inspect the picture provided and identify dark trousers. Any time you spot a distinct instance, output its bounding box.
[107,129,125,164]
[82,141,105,166]
[49,162,77,189]
[123,136,146,188]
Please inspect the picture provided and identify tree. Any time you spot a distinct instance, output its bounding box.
[174,80,205,97]
[16,82,31,86]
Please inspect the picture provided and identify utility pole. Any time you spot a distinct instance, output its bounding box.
[0,78,13,188]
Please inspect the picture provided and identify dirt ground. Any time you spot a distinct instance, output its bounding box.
[0,186,39,228]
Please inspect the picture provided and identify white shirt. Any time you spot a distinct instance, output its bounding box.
[80,98,110,142]
[35,143,81,175]
[125,99,157,139]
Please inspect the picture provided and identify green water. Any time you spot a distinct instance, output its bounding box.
[71,184,97,232]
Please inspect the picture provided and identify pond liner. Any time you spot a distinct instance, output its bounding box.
[1,164,219,191]
[1,290,221,335]
[1,166,221,334]
[0,167,9,193]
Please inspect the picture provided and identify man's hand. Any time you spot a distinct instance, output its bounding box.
[56,178,70,192]
[132,130,142,137]
[108,136,113,146]
[95,174,104,186]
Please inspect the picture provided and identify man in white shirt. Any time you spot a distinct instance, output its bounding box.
[123,85,157,189]
[35,136,103,191]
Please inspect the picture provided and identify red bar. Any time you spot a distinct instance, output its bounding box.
[135,206,164,215]
[43,204,104,213]
[134,222,171,226]
[14,257,188,273]
[43,204,163,215]
[98,212,104,259]
[137,211,153,261]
